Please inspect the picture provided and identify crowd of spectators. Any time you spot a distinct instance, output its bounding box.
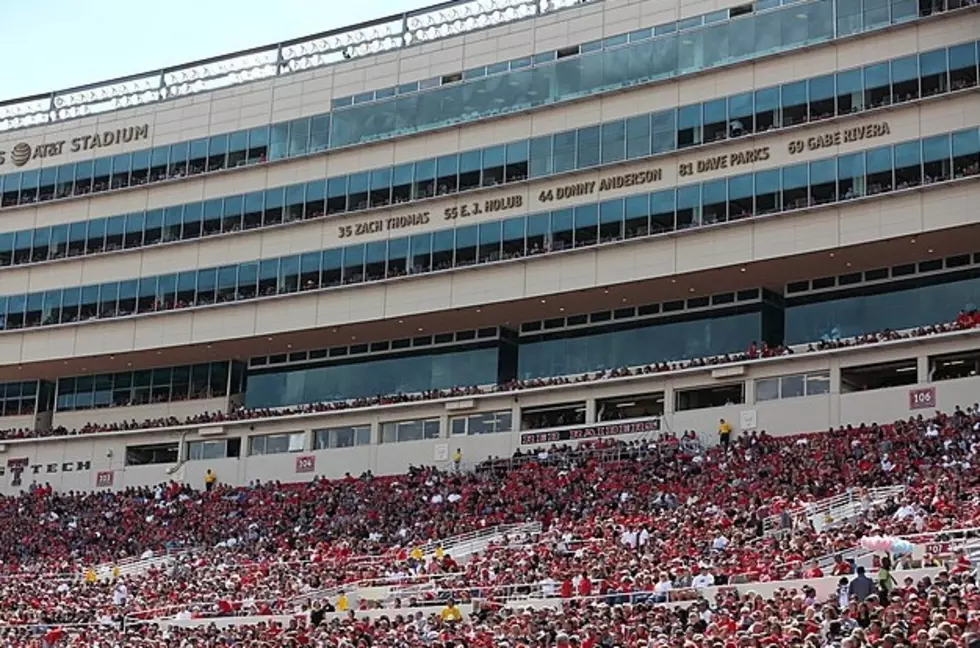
[4,569,980,647]
[0,314,977,444]
[0,405,978,646]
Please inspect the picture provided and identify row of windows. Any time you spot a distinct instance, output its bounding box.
[786,252,980,294]
[0,380,38,417]
[245,348,497,409]
[249,327,500,369]
[0,0,949,213]
[249,431,305,456]
[755,371,831,401]
[185,434,313,459]
[184,419,488,458]
[186,438,240,461]
[785,275,980,344]
[26,271,975,416]
[530,40,978,176]
[2,40,976,270]
[519,312,763,380]
[449,410,514,436]
[380,418,441,444]
[334,0,965,111]
[55,362,232,412]
[0,129,976,334]
[329,0,803,109]
[313,425,372,449]
[327,0,863,148]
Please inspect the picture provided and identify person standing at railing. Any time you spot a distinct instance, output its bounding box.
[718,418,732,450]
[876,556,897,605]
[453,448,462,472]
[204,469,216,492]
[848,565,874,601]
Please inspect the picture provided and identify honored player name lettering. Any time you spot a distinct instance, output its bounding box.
[598,169,662,191]
[679,146,770,177]
[338,212,431,238]
[538,181,596,203]
[538,169,661,203]
[444,194,523,220]
[788,121,891,155]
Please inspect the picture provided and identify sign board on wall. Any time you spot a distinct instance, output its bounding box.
[520,418,660,446]
[433,444,449,461]
[739,410,758,431]
[0,124,151,168]
[909,386,937,410]
[295,455,316,474]
[95,471,114,488]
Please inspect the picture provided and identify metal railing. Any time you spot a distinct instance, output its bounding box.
[416,521,543,558]
[93,545,200,580]
[762,485,907,536]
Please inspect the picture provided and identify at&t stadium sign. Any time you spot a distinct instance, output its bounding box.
[0,123,150,168]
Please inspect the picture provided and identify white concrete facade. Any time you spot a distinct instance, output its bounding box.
[0,0,977,494]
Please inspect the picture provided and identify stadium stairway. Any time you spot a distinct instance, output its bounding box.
[416,521,543,562]
[762,484,906,536]
[95,546,199,581]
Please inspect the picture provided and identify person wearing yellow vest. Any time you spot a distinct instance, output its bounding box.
[409,547,423,561]
[111,565,120,579]
[336,591,348,611]
[718,419,732,450]
[452,448,462,472]
[435,546,445,560]
[84,568,97,584]
[440,599,462,622]
[204,469,216,492]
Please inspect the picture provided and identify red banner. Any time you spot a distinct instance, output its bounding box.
[908,386,936,410]
[295,456,316,473]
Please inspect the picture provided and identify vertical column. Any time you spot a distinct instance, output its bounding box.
[585,398,597,423]
[744,377,757,405]
[917,353,931,385]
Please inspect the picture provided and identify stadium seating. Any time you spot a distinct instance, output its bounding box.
[0,405,978,646]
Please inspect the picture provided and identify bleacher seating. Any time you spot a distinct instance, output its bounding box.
[0,405,978,645]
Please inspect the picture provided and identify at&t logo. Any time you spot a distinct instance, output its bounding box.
[0,142,32,167]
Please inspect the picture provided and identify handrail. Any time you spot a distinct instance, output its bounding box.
[762,484,906,535]
[474,567,947,611]
[416,521,542,556]
[93,545,200,580]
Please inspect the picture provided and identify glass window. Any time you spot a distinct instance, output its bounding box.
[755,378,780,402]
[314,425,372,449]
[450,410,513,435]
[786,277,980,344]
[519,312,760,379]
[249,431,305,455]
[245,348,499,409]
[380,418,441,444]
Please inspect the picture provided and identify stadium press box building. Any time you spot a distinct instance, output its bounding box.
[0,0,977,493]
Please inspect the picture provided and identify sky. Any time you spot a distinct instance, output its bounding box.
[0,0,431,103]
